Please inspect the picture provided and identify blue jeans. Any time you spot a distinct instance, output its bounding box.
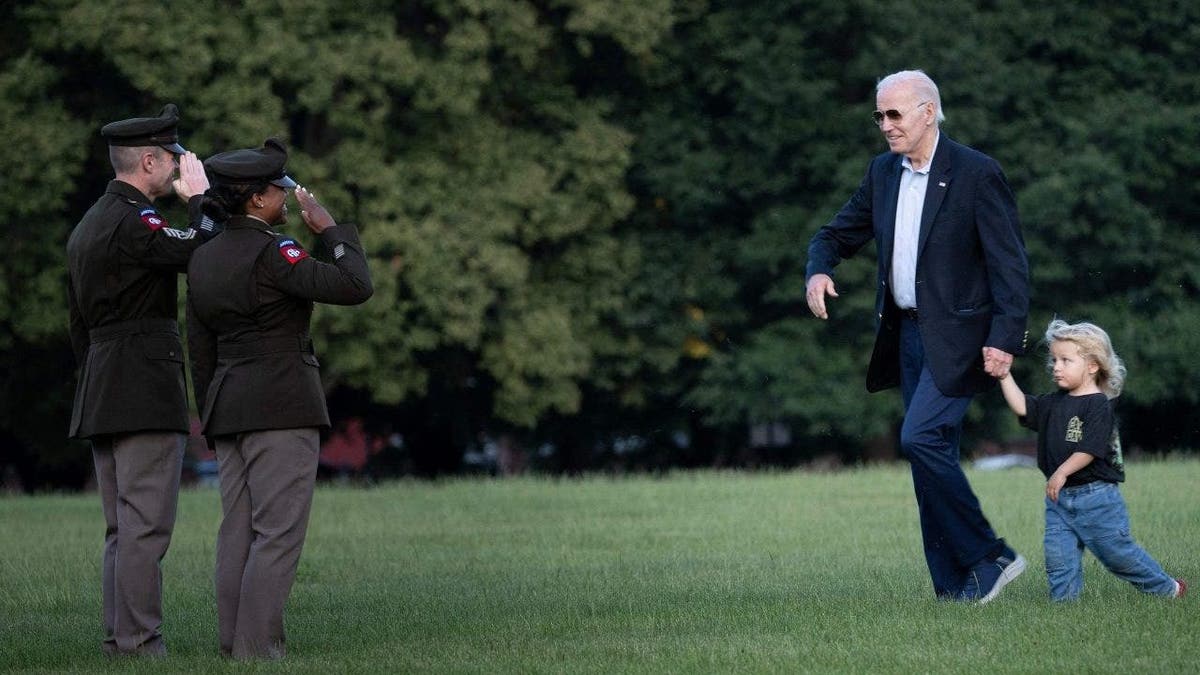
[1044,480,1176,601]
[899,317,1006,597]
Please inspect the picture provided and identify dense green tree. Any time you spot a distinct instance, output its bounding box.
[605,1,895,461]
[0,53,93,488]
[619,0,1200,457]
[1,0,676,483]
[3,0,1199,488]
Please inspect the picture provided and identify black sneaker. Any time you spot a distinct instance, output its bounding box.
[962,550,1026,605]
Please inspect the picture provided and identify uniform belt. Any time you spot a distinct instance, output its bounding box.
[88,318,178,341]
[899,307,919,321]
[218,335,314,358]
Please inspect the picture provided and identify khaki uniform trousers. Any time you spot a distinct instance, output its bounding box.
[214,427,320,659]
[92,431,185,656]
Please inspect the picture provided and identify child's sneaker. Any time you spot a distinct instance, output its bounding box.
[1175,579,1188,598]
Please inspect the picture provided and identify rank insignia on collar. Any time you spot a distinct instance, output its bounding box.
[140,208,166,231]
[278,238,309,265]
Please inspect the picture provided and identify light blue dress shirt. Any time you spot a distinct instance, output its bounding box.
[891,132,940,310]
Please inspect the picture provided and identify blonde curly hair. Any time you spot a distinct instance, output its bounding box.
[1043,319,1126,399]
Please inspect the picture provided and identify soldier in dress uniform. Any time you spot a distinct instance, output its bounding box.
[186,138,373,659]
[66,104,215,656]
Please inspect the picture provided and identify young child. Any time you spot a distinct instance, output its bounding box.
[996,319,1186,601]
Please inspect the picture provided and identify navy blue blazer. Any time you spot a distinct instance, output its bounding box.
[806,135,1029,397]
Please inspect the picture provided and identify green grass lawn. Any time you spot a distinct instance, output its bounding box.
[2,459,1197,673]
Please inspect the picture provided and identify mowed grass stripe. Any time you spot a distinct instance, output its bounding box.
[1,460,1196,673]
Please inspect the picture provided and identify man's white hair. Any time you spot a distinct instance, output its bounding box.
[876,70,945,124]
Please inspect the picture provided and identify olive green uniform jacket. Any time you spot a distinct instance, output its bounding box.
[67,180,217,438]
[186,217,373,437]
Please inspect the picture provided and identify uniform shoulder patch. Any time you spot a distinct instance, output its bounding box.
[277,238,310,265]
[140,208,167,231]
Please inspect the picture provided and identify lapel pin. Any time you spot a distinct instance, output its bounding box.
[938,181,947,188]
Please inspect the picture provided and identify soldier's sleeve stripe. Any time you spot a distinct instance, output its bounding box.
[162,228,197,240]
[334,243,345,260]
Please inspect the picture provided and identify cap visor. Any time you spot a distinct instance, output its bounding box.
[271,174,298,189]
[161,142,187,155]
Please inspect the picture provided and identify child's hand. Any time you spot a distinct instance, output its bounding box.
[982,346,1013,379]
[1046,473,1067,502]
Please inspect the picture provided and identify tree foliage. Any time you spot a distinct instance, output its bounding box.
[618,0,1200,455]
[2,0,1199,487]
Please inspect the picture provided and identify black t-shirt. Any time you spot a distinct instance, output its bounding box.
[1020,391,1124,485]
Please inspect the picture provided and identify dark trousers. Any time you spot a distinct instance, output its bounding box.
[214,428,320,659]
[92,431,185,655]
[898,317,1006,597]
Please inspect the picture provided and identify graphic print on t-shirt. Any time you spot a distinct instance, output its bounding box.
[1109,427,1124,469]
[1066,416,1082,443]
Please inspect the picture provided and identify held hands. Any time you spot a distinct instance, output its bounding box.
[982,346,1014,379]
[172,152,210,200]
[295,186,336,234]
[806,275,1017,378]
[806,274,838,320]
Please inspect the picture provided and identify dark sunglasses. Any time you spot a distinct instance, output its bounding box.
[872,100,930,125]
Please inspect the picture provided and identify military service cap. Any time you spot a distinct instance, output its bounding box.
[204,137,298,189]
[100,104,187,154]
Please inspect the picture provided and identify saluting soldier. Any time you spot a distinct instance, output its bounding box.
[186,138,373,659]
[66,104,215,656]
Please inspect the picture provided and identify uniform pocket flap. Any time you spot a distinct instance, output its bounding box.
[143,336,184,362]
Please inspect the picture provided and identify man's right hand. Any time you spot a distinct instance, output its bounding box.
[806,273,839,320]
[172,151,209,200]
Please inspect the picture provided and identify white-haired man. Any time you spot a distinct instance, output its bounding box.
[805,70,1030,603]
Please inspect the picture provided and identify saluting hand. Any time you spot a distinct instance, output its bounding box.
[295,186,336,234]
[172,151,210,200]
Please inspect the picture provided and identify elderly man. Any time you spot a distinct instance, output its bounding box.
[67,104,215,655]
[805,70,1030,603]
